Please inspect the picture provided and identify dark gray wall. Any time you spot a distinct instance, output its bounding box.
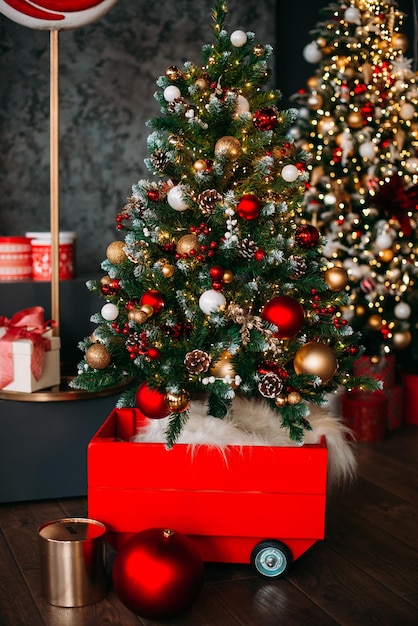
[0,0,415,277]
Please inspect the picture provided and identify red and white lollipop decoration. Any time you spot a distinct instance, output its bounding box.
[0,0,118,30]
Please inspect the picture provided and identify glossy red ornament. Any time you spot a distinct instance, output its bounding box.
[254,249,266,261]
[295,224,320,248]
[113,527,204,620]
[253,107,278,131]
[146,347,161,360]
[209,265,224,280]
[237,194,262,220]
[135,382,170,419]
[261,295,305,339]
[147,188,160,202]
[140,289,165,314]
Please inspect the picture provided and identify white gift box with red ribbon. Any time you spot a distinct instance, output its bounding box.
[0,307,61,393]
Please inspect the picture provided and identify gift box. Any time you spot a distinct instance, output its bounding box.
[384,385,403,430]
[401,373,418,425]
[88,408,328,569]
[0,307,60,393]
[341,390,387,442]
[352,354,395,388]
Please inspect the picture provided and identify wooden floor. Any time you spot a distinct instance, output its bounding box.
[1,425,417,626]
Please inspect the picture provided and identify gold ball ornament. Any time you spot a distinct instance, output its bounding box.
[392,330,412,350]
[287,390,302,405]
[307,93,323,110]
[161,263,175,278]
[391,33,408,52]
[222,269,234,283]
[378,249,394,263]
[195,77,209,90]
[165,65,182,80]
[348,112,363,129]
[140,304,154,318]
[253,44,265,56]
[210,351,238,388]
[106,241,127,264]
[85,343,111,369]
[176,234,200,255]
[274,394,288,408]
[214,136,242,161]
[306,75,318,89]
[367,314,383,331]
[168,135,184,149]
[101,275,111,286]
[294,342,338,384]
[128,308,148,324]
[324,266,349,291]
[193,159,207,171]
[356,304,366,316]
[165,390,191,413]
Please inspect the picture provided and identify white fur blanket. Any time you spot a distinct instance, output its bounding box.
[133,397,356,488]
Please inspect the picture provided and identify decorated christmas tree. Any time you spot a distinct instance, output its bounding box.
[291,0,418,359]
[72,0,378,446]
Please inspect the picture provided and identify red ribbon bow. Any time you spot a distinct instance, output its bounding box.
[369,177,418,237]
[0,307,54,389]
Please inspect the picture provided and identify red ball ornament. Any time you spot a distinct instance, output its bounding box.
[147,188,160,202]
[295,224,320,248]
[113,528,204,620]
[261,295,305,339]
[237,194,262,220]
[253,107,278,131]
[254,249,266,261]
[135,382,170,419]
[140,289,165,314]
[146,347,161,360]
[209,265,224,280]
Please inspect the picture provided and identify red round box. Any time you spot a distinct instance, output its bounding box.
[341,391,387,442]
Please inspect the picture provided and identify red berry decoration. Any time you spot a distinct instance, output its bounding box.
[113,528,204,620]
[261,295,305,339]
[135,381,170,419]
[253,107,278,131]
[237,194,262,220]
[140,289,165,314]
[295,224,320,248]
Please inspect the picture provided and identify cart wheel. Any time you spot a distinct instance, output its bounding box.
[251,540,292,579]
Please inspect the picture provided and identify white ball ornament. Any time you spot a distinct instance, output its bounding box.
[359,141,377,160]
[101,302,119,321]
[230,30,247,47]
[394,302,411,320]
[344,7,361,24]
[281,164,299,182]
[303,42,322,64]
[167,185,189,211]
[374,233,393,249]
[399,103,415,120]
[163,85,181,102]
[199,290,226,315]
[324,193,337,206]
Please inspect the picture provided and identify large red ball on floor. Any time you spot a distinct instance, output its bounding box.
[261,295,305,339]
[112,528,205,620]
[135,381,170,419]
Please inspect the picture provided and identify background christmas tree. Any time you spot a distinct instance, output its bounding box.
[72,0,378,446]
[292,0,418,361]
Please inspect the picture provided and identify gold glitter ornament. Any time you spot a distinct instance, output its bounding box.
[176,234,200,255]
[287,390,302,405]
[128,308,148,324]
[165,390,191,413]
[106,241,127,264]
[324,266,349,291]
[165,65,182,80]
[85,343,111,369]
[214,136,242,161]
[193,159,207,171]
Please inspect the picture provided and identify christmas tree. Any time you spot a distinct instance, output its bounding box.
[291,0,418,359]
[72,0,378,446]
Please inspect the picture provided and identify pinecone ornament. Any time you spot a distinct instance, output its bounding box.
[197,189,222,214]
[240,237,257,259]
[289,255,307,278]
[151,150,170,172]
[258,372,284,398]
[184,349,211,374]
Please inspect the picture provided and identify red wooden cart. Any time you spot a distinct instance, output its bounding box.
[88,407,328,578]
